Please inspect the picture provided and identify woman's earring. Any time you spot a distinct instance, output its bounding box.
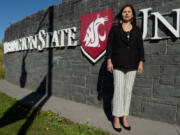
[120,19,123,24]
[131,17,134,24]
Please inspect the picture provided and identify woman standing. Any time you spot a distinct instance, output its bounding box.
[106,4,145,132]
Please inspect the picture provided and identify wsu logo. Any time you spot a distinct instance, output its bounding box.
[84,15,108,47]
[80,9,113,63]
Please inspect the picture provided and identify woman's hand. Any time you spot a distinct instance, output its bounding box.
[107,59,113,73]
[138,61,143,75]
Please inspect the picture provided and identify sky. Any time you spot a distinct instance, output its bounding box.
[0,0,62,43]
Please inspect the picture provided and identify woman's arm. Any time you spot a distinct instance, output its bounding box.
[138,29,145,74]
[139,30,145,63]
[106,26,114,73]
[106,26,114,60]
[107,58,113,73]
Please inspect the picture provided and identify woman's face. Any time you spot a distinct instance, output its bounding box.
[122,6,133,22]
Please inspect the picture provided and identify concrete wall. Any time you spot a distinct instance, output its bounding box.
[4,0,180,125]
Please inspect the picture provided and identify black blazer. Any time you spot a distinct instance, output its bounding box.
[106,24,145,71]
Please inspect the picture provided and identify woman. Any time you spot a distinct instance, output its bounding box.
[106,4,145,132]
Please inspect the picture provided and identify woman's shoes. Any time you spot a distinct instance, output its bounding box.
[120,118,131,131]
[113,124,122,132]
[122,124,131,131]
[113,117,131,132]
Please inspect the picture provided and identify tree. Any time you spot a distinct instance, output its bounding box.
[0,39,4,51]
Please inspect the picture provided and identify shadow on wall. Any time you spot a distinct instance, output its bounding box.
[0,6,54,135]
[20,3,52,88]
[97,60,114,123]
[20,52,28,88]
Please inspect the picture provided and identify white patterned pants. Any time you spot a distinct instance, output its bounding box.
[112,69,137,117]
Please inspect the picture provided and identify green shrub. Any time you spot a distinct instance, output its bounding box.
[0,43,4,78]
[0,64,5,79]
[0,51,3,63]
[0,44,3,51]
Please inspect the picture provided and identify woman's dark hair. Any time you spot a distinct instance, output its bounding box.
[113,4,136,26]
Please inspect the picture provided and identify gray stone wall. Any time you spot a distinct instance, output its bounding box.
[4,0,180,125]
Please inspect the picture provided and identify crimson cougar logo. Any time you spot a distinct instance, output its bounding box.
[80,9,113,63]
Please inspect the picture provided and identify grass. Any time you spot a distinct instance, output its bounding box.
[0,44,4,79]
[0,91,114,135]
[0,65,4,79]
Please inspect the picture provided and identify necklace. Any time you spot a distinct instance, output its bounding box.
[126,31,130,41]
[122,23,132,41]
[122,23,132,32]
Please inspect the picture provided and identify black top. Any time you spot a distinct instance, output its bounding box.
[105,24,145,72]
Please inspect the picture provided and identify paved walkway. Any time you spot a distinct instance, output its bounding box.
[0,79,180,135]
